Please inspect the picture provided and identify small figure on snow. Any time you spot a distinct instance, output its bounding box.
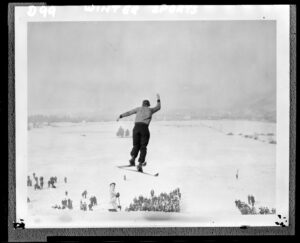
[39,176,44,189]
[90,196,97,206]
[82,190,87,198]
[61,199,68,209]
[64,177,67,183]
[67,198,73,209]
[49,177,56,188]
[27,176,32,187]
[87,196,97,211]
[34,180,40,190]
[33,173,38,184]
[109,182,121,211]
[125,129,130,137]
[80,199,87,211]
[117,94,161,172]
[250,195,255,207]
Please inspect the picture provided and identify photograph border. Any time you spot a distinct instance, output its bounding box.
[7,3,296,241]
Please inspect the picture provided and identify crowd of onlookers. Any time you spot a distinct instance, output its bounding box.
[27,174,101,211]
[126,188,181,212]
[28,173,70,208]
[80,190,98,211]
[52,191,73,210]
[51,189,98,211]
[27,173,64,190]
[235,195,276,215]
[28,175,183,213]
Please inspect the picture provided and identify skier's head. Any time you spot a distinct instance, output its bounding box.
[142,100,150,107]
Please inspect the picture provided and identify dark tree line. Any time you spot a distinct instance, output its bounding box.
[28,114,90,123]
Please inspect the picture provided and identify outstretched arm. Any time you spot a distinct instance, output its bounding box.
[150,94,161,114]
[117,107,139,121]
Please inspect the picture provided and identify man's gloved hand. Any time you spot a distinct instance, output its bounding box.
[116,192,120,198]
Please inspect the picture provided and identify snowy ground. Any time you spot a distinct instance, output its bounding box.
[26,120,276,227]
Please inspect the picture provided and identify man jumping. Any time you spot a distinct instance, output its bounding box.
[117,94,161,172]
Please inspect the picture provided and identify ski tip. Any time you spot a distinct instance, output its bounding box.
[154,173,159,177]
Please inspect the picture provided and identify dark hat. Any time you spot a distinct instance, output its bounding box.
[110,182,116,186]
[142,100,150,107]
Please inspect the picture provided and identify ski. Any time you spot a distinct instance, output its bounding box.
[117,166,159,177]
[117,165,135,168]
[117,162,146,168]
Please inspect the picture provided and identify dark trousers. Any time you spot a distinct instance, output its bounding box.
[130,123,150,163]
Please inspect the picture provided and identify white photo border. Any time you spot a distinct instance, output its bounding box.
[11,4,292,232]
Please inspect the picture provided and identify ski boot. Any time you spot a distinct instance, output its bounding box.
[137,163,143,173]
[137,161,146,172]
[129,157,136,166]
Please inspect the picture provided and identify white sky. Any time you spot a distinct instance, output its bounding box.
[28,21,276,117]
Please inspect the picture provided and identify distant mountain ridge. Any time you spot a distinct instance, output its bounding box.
[29,93,276,123]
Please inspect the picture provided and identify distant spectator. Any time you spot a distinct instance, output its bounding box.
[33,173,38,184]
[34,182,40,190]
[82,190,87,199]
[27,176,32,187]
[150,189,155,198]
[49,177,56,188]
[61,199,67,209]
[67,199,73,209]
[80,200,87,211]
[250,195,255,207]
[39,177,44,189]
[89,196,97,207]
[109,183,120,211]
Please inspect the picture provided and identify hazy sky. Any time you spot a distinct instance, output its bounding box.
[28,21,276,117]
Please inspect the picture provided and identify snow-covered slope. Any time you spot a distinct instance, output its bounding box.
[26,120,276,227]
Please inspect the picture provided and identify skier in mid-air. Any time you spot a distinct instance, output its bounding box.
[117,94,161,172]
